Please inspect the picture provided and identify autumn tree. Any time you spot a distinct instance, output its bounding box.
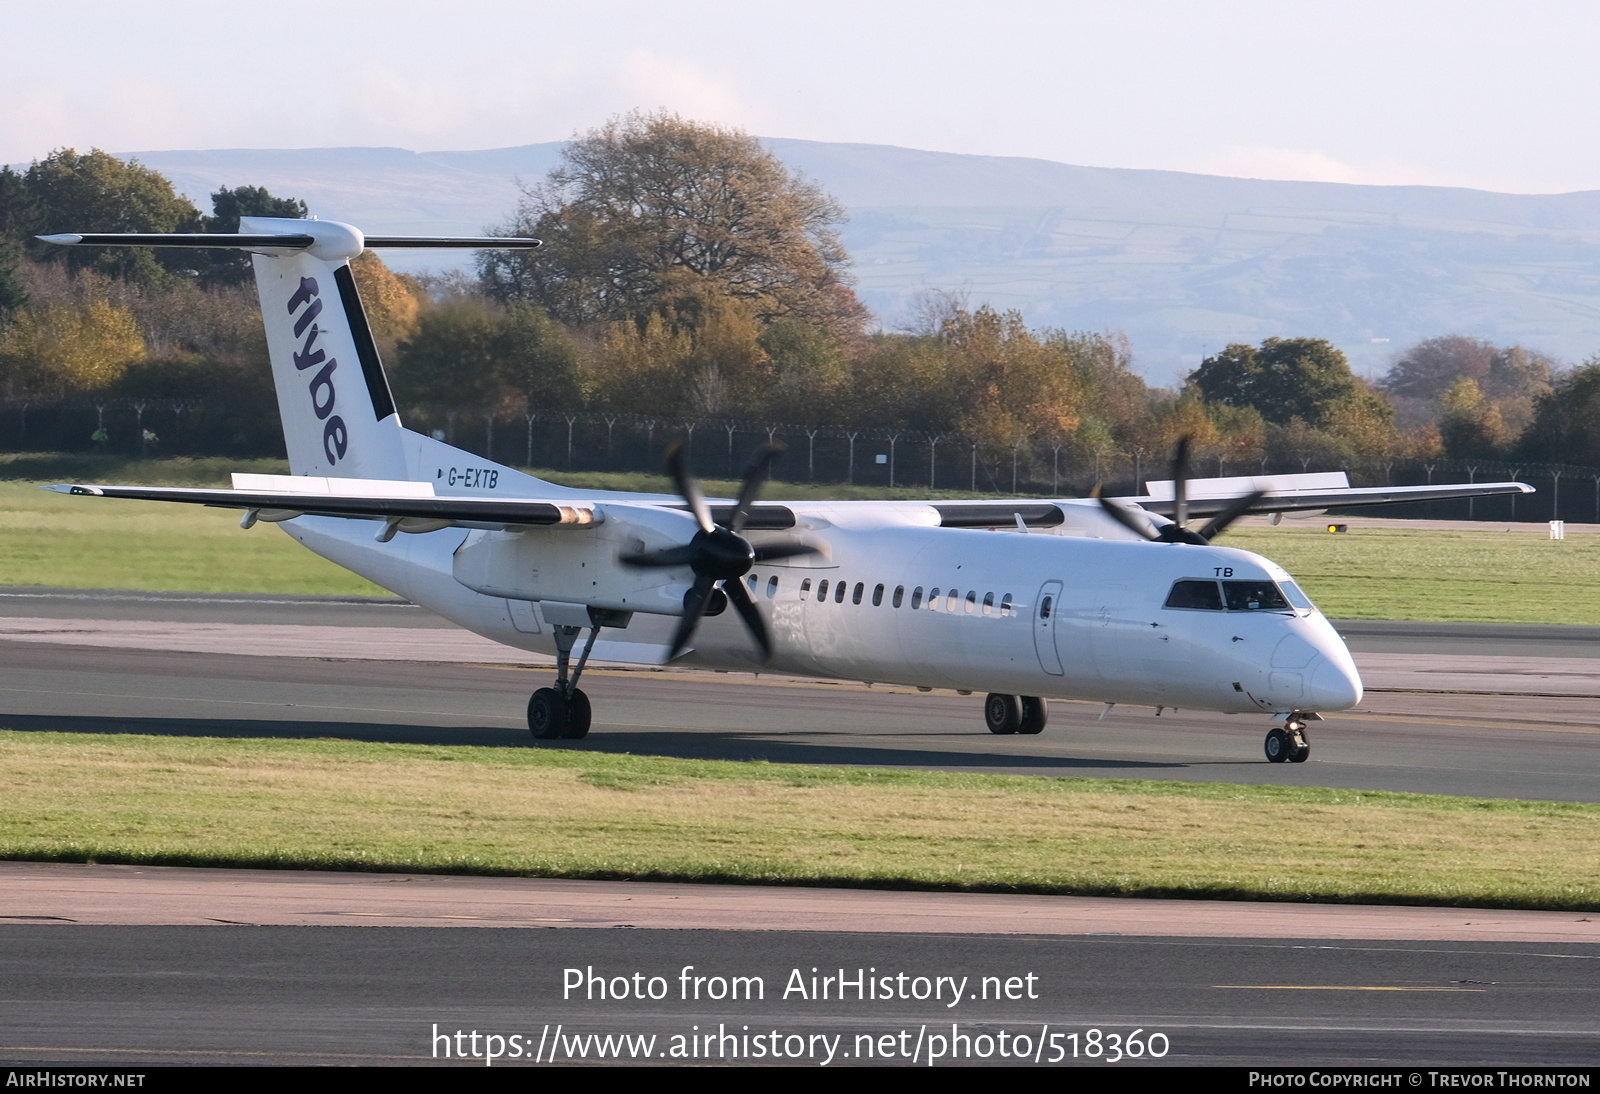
[1191,338,1376,427]
[479,112,867,342]
[17,149,202,288]
[0,299,145,399]
[1383,334,1554,436]
[193,184,310,287]
[1518,360,1600,468]
[393,298,583,428]
[349,251,424,348]
[938,306,1088,463]
[1437,378,1512,457]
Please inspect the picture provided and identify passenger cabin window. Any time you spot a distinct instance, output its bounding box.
[852,582,864,605]
[911,587,924,609]
[893,586,905,608]
[766,576,779,599]
[817,579,830,601]
[1164,579,1224,611]
[965,590,976,614]
[1000,594,1014,617]
[872,584,885,607]
[800,578,812,600]
[983,592,994,615]
[835,581,847,603]
[929,587,941,609]
[1038,595,1053,620]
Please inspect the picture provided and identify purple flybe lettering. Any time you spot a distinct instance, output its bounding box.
[308,358,338,419]
[291,296,323,338]
[287,277,319,312]
[285,274,346,465]
[294,343,325,371]
[324,416,348,463]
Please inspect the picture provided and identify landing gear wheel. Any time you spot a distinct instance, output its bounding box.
[1286,727,1310,762]
[561,689,592,740]
[1264,726,1290,763]
[985,693,1021,734]
[528,687,568,741]
[1017,696,1048,735]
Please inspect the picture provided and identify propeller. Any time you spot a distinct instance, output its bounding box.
[1094,435,1266,546]
[621,443,819,662]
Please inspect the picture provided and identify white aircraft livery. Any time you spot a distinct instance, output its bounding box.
[39,220,1534,762]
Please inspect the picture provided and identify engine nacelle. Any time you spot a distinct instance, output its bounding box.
[451,502,697,616]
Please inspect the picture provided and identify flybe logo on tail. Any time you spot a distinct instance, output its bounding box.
[287,276,349,465]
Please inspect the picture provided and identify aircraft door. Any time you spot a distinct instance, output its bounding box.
[1034,580,1065,676]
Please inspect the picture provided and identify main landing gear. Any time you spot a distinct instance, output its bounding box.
[1264,714,1312,763]
[526,612,628,742]
[984,693,1048,735]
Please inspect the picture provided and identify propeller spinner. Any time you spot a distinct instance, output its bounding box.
[621,444,818,662]
[1094,436,1266,545]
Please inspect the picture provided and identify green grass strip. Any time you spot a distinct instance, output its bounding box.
[3,731,1596,911]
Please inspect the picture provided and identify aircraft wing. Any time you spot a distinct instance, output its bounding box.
[44,483,602,530]
[1134,480,1535,519]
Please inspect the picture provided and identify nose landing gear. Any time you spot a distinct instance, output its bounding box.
[1264,715,1311,763]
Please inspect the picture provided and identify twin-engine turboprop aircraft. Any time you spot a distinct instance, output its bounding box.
[40,220,1533,762]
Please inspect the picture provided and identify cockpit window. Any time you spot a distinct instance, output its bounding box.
[1164,579,1223,610]
[1223,580,1290,612]
[1278,580,1316,612]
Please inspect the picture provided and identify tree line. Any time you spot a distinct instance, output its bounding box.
[1,116,1598,507]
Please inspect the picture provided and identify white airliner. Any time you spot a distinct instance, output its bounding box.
[40,220,1533,762]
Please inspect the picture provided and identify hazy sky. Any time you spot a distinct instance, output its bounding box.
[6,0,1600,194]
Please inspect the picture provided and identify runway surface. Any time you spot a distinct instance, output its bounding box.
[2,588,1598,1067]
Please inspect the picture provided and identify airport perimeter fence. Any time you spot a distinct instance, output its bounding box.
[4,398,1598,524]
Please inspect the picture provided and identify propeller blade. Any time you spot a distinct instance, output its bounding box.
[667,574,717,661]
[619,543,701,569]
[723,577,772,662]
[1194,489,1268,542]
[1171,435,1191,530]
[1092,485,1160,541]
[728,443,779,534]
[666,444,713,534]
[750,539,822,563]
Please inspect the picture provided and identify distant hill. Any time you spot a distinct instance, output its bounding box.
[114,140,1600,385]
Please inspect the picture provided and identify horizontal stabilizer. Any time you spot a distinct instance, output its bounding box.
[38,231,539,251]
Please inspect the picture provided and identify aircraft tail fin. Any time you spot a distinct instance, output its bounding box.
[39,221,539,481]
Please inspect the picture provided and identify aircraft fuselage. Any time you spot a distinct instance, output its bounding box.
[283,511,1361,718]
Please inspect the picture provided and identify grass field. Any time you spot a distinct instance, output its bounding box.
[1224,525,1600,623]
[1,455,1594,622]
[4,731,1596,910]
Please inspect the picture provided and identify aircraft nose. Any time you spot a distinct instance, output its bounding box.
[1305,651,1363,710]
